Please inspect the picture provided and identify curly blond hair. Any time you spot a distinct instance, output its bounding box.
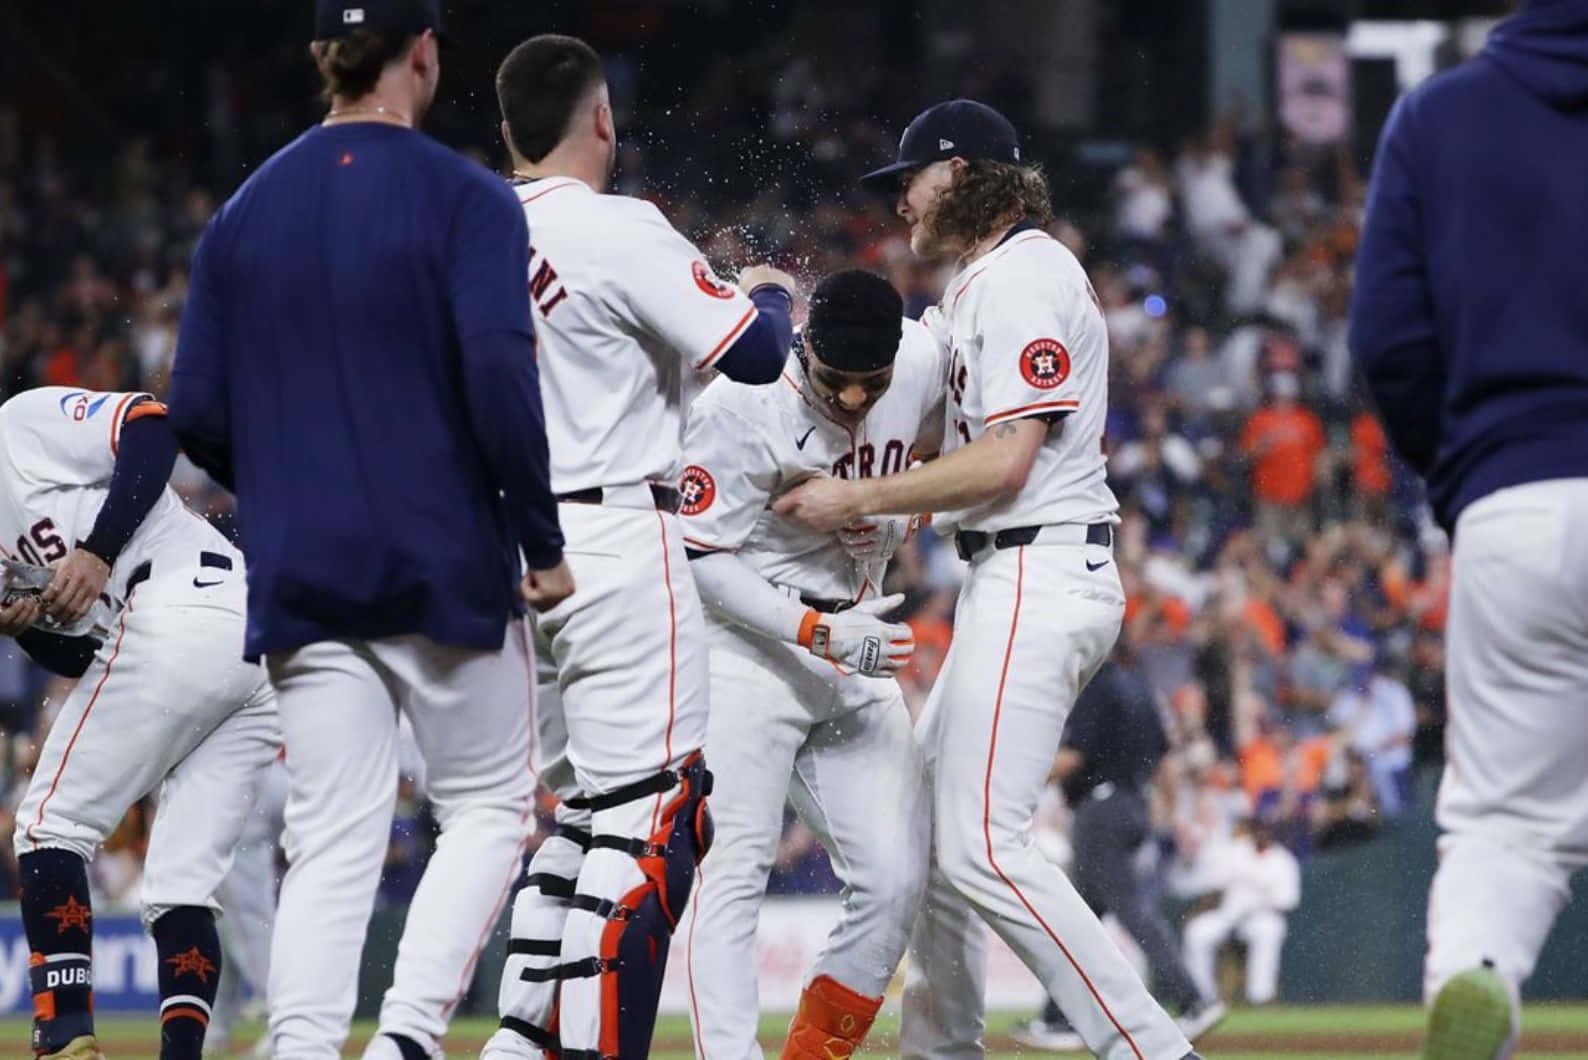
[924,160,1055,250]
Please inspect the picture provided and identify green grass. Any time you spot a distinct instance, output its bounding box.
[13,1003,1588,1058]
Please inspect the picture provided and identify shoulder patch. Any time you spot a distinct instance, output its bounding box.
[692,260,736,300]
[679,465,717,515]
[1019,339,1070,390]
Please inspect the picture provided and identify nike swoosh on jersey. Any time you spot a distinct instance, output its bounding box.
[1085,559,1110,572]
[795,426,817,450]
[193,578,224,588]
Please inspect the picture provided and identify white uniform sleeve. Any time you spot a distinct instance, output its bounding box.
[901,317,949,456]
[0,388,157,490]
[617,207,761,371]
[972,274,1096,428]
[689,551,807,644]
[676,392,780,553]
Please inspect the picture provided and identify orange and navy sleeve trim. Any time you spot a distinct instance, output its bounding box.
[983,399,1079,427]
[696,305,758,370]
[109,393,164,456]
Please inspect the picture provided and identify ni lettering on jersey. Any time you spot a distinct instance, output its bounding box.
[930,226,1119,534]
[515,177,761,493]
[679,319,947,601]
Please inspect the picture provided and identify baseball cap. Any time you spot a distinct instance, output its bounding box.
[860,99,1022,190]
[314,0,448,43]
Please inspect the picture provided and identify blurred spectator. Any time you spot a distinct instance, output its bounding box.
[1182,818,1301,1005]
[1312,747,1382,849]
[1327,665,1417,816]
[1240,372,1326,550]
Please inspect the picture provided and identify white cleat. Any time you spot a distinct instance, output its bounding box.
[1177,999,1228,1043]
[1008,1017,1086,1052]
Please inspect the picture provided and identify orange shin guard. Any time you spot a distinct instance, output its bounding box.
[779,975,883,1060]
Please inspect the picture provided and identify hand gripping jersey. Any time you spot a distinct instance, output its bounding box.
[679,319,948,601]
[930,226,1119,534]
[515,177,765,492]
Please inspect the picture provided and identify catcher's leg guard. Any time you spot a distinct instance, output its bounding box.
[547,754,713,1060]
[780,975,884,1060]
[486,810,594,1059]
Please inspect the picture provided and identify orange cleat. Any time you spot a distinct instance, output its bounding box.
[779,974,883,1060]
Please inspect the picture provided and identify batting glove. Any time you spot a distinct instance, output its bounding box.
[797,592,915,677]
[837,514,920,564]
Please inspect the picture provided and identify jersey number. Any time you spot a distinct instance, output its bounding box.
[16,519,67,566]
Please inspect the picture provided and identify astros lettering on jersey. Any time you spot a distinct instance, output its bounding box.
[679,318,948,602]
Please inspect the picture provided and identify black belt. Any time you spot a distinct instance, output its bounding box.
[954,522,1111,562]
[799,594,855,614]
[555,484,680,514]
[124,550,233,595]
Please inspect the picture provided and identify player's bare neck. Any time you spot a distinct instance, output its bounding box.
[511,145,605,194]
[323,90,414,129]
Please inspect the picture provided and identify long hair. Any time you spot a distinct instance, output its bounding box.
[310,29,414,103]
[924,159,1055,250]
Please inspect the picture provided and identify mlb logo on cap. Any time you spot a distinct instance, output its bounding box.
[343,7,365,23]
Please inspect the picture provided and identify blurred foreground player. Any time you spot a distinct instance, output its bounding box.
[169,2,569,1056]
[3,388,279,1060]
[1351,3,1588,1057]
[482,34,792,1060]
[777,99,1195,1060]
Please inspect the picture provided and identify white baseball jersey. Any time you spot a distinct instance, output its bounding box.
[515,177,764,492]
[931,226,1118,534]
[678,319,948,601]
[0,387,223,597]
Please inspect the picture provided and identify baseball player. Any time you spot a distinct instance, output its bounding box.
[679,269,943,1060]
[169,4,569,1058]
[776,100,1196,1060]
[482,35,793,1060]
[1351,4,1588,1056]
[2,387,279,1060]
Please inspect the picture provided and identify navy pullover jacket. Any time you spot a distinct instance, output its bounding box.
[170,123,563,659]
[1350,0,1588,532]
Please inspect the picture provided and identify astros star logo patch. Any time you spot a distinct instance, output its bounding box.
[165,946,217,984]
[679,465,717,515]
[1019,338,1070,390]
[44,896,92,934]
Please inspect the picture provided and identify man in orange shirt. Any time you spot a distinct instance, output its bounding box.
[1240,372,1326,547]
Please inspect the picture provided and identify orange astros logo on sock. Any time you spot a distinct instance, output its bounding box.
[44,897,92,934]
[166,947,217,984]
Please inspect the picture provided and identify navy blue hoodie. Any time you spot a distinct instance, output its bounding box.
[1350,0,1588,531]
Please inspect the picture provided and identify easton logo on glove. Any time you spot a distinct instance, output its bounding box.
[797,593,915,678]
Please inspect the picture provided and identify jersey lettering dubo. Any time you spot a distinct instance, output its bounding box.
[931,228,1118,534]
[679,319,947,601]
[0,388,225,600]
[515,177,764,493]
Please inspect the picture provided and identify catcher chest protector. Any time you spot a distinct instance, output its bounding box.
[527,753,713,1060]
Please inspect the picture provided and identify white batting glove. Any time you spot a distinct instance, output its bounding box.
[837,514,918,564]
[796,592,915,678]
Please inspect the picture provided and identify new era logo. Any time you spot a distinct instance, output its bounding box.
[939,138,954,150]
[342,7,365,23]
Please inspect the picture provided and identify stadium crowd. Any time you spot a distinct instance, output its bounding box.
[0,31,1446,925]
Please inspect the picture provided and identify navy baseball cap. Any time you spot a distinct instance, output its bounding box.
[860,99,1022,190]
[314,0,447,43]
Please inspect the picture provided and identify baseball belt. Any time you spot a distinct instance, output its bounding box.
[954,521,1112,562]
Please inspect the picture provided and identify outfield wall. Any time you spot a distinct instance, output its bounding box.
[2,794,1584,1017]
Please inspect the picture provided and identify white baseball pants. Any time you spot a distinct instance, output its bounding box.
[684,625,930,1060]
[12,557,280,929]
[264,628,536,1060]
[1426,479,1588,1011]
[901,539,1190,1060]
[1183,907,1286,1005]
